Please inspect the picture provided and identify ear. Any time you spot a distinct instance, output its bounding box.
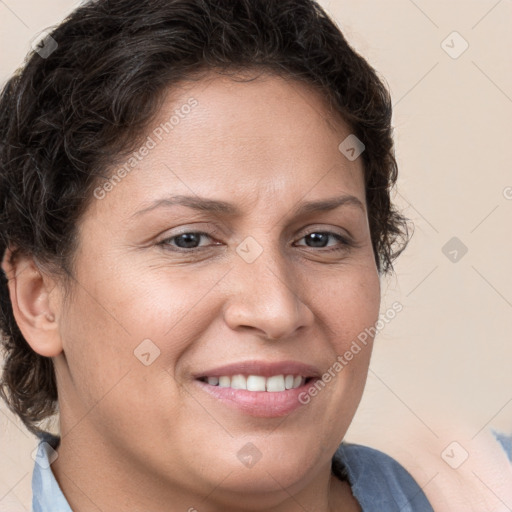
[1,248,63,357]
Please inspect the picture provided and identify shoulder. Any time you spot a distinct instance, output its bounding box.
[334,443,434,512]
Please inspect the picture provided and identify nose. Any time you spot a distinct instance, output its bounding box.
[222,246,314,341]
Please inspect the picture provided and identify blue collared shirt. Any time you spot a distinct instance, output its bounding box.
[493,430,512,462]
[32,433,434,511]
[32,435,72,512]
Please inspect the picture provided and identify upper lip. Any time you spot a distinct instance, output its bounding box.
[193,360,322,379]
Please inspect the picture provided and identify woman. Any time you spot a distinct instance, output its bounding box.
[0,0,433,510]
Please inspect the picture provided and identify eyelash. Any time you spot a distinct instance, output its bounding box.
[157,229,354,254]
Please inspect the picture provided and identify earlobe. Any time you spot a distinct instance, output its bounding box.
[1,248,63,357]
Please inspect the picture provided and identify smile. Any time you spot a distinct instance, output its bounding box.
[193,360,321,417]
[197,374,309,392]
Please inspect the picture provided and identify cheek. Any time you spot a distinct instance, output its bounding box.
[311,268,380,430]
[56,276,187,440]
[315,263,380,404]
[57,287,133,409]
[317,264,381,350]
[58,259,223,399]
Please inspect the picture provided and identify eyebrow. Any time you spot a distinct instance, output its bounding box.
[131,194,365,219]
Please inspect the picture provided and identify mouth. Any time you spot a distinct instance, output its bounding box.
[196,374,313,391]
[193,360,320,417]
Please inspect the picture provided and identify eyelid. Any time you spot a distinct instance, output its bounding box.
[159,223,351,241]
[158,224,222,240]
[295,230,354,250]
[156,224,223,251]
[298,224,351,239]
[158,224,356,254]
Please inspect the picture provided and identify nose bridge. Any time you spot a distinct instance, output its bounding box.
[223,232,313,340]
[244,239,295,300]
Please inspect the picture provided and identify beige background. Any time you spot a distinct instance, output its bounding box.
[1,0,511,510]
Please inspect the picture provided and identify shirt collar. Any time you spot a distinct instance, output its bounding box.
[32,434,72,512]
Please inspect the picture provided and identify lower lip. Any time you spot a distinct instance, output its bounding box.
[194,379,317,417]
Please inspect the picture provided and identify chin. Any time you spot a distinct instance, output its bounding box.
[208,463,308,498]
[203,441,323,495]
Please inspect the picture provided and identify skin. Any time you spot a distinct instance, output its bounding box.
[3,71,381,511]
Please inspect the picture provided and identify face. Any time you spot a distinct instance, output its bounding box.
[52,72,380,506]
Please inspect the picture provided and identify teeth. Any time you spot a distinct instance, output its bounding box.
[231,374,246,389]
[219,376,231,388]
[266,375,285,392]
[203,374,306,391]
[247,375,266,392]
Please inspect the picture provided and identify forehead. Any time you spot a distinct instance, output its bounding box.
[158,70,350,157]
[87,71,366,222]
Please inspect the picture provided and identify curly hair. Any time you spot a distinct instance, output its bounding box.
[0,0,410,435]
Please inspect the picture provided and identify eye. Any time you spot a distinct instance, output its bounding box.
[295,231,353,252]
[157,229,354,253]
[158,231,218,251]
